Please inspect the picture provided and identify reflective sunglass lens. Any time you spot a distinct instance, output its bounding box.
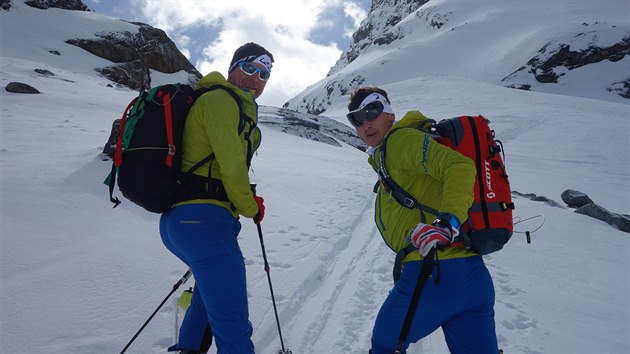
[240,62,270,81]
[346,101,384,127]
[346,113,362,127]
[258,71,271,80]
[240,62,256,74]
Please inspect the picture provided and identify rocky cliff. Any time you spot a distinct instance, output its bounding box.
[327,0,430,76]
[2,0,201,90]
[66,24,201,90]
[284,0,629,115]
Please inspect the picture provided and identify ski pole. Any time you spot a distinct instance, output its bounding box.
[120,269,193,354]
[395,247,436,354]
[256,222,291,354]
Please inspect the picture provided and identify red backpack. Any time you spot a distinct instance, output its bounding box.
[378,115,515,255]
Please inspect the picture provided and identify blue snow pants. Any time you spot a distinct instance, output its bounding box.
[371,256,497,354]
[160,203,255,354]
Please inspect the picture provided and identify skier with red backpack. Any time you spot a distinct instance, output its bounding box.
[346,86,514,353]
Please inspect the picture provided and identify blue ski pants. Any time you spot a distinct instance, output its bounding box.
[371,256,498,354]
[160,203,254,354]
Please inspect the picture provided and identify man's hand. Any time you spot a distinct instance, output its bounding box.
[409,220,459,257]
[253,195,265,224]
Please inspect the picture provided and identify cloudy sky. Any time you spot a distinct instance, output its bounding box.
[83,0,371,107]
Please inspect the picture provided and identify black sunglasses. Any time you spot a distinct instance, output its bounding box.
[239,62,271,81]
[346,101,385,127]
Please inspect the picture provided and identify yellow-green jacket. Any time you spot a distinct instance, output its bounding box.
[369,111,478,263]
[175,71,261,218]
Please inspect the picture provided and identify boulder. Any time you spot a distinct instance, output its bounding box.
[561,189,594,208]
[66,24,201,90]
[6,82,40,94]
[575,204,630,233]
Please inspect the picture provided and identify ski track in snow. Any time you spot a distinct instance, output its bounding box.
[262,180,389,353]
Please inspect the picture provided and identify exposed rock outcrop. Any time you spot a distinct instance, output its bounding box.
[502,22,630,100]
[24,0,89,11]
[575,204,630,233]
[328,0,430,76]
[561,189,594,208]
[514,189,629,233]
[5,82,40,94]
[101,105,365,160]
[512,191,565,209]
[66,24,201,90]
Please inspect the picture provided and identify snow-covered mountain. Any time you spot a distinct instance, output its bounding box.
[285,0,630,114]
[1,1,629,354]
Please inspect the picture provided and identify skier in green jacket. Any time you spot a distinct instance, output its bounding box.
[160,42,274,354]
[346,86,498,353]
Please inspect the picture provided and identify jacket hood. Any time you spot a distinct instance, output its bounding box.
[369,110,434,164]
[391,110,433,132]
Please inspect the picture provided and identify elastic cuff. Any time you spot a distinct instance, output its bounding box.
[437,212,461,230]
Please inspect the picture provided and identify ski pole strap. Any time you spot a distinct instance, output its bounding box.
[395,247,437,353]
[393,244,417,283]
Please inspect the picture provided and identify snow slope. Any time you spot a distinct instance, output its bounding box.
[1,1,629,353]
[289,0,630,114]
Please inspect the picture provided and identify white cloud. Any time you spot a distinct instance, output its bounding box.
[343,1,368,38]
[131,0,362,106]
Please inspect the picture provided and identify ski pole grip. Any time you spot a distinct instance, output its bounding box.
[173,269,192,290]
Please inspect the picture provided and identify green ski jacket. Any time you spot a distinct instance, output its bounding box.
[175,71,262,219]
[368,110,478,263]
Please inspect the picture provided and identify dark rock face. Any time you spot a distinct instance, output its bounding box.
[24,0,89,11]
[607,79,630,99]
[1,0,11,11]
[328,0,430,76]
[514,189,629,233]
[259,106,366,152]
[34,68,54,76]
[6,82,40,94]
[561,189,595,208]
[527,38,630,84]
[575,204,630,233]
[512,191,565,209]
[66,24,201,90]
[96,60,150,91]
[561,189,629,233]
[502,23,630,100]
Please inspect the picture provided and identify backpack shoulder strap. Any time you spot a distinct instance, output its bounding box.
[377,126,439,222]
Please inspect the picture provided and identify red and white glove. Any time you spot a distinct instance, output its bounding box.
[253,195,265,224]
[409,219,460,257]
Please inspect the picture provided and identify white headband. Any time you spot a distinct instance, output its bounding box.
[357,93,394,114]
[230,54,273,72]
[252,54,273,71]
